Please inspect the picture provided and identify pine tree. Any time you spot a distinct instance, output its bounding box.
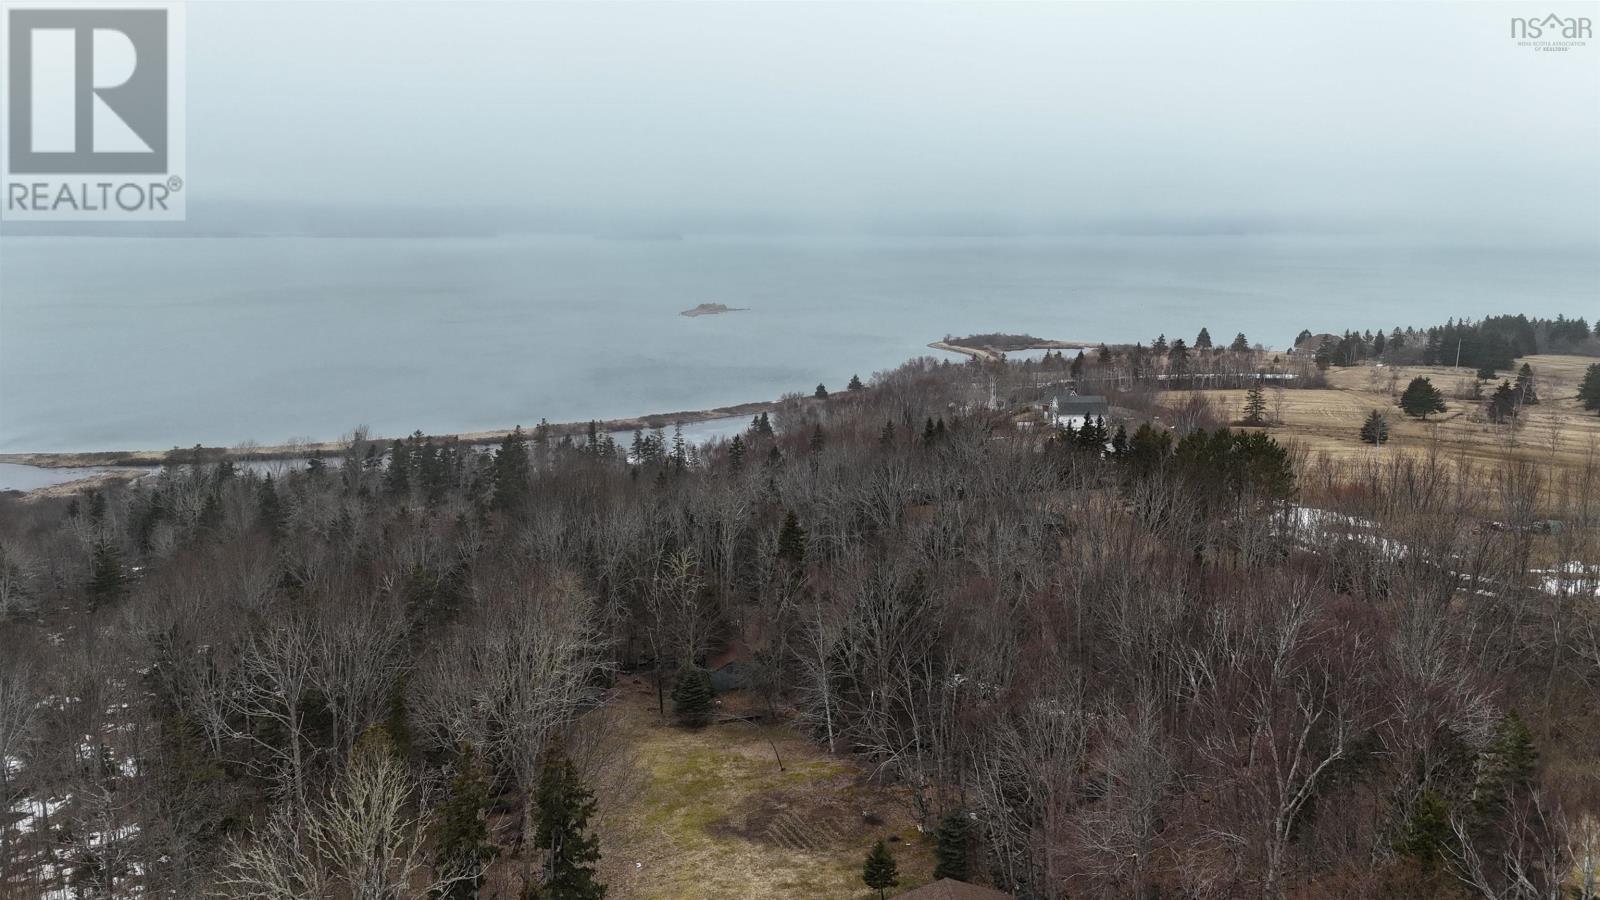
[1580,363,1600,414]
[670,667,714,727]
[1230,332,1250,352]
[814,383,829,399]
[1359,410,1390,445]
[1242,379,1268,426]
[848,374,865,391]
[434,744,497,898]
[1152,334,1168,354]
[1194,327,1212,351]
[530,741,606,900]
[727,434,747,471]
[862,839,899,899]
[1069,351,1085,378]
[1476,364,1498,381]
[1399,377,1446,419]
[1513,363,1539,406]
[88,540,126,609]
[932,810,972,881]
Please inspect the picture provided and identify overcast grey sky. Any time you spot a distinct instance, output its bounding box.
[187,2,1600,239]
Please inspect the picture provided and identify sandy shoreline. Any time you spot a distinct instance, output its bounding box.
[0,398,780,471]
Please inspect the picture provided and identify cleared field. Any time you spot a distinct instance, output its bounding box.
[1161,355,1600,482]
[579,683,936,900]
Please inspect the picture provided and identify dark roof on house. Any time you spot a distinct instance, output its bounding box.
[898,879,1013,900]
[1053,394,1108,416]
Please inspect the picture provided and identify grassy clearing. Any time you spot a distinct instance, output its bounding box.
[1163,355,1600,484]
[585,682,935,900]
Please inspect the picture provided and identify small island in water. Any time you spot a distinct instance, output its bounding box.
[680,302,747,317]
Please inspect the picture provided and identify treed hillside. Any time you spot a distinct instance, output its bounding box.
[2,353,1599,899]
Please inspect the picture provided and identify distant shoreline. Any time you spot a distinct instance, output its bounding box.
[929,338,1097,362]
[0,398,781,471]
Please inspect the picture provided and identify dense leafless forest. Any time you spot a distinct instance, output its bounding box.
[3,340,1600,899]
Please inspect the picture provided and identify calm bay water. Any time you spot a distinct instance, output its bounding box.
[1,234,1596,454]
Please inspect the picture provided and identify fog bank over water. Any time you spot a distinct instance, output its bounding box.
[5,2,1595,241]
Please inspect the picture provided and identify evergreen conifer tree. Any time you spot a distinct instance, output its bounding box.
[670,667,714,727]
[879,420,895,447]
[809,424,826,454]
[727,434,746,471]
[862,839,899,899]
[1230,332,1250,352]
[257,475,284,538]
[1195,327,1212,350]
[434,744,497,898]
[932,809,972,881]
[1486,380,1518,424]
[88,540,126,609]
[1242,379,1268,426]
[1399,377,1446,419]
[814,383,829,399]
[530,741,606,900]
[777,510,807,565]
[1513,363,1539,405]
[848,374,864,391]
[1359,410,1390,445]
[1580,363,1600,414]
[492,426,530,510]
[385,440,411,497]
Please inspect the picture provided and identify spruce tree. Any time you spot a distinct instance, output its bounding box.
[1359,410,1390,445]
[531,741,606,900]
[809,424,826,454]
[1194,327,1212,350]
[492,426,530,510]
[932,809,972,881]
[670,667,714,727]
[1393,788,1453,870]
[1230,332,1250,352]
[1242,379,1268,426]
[727,435,747,471]
[1580,363,1600,414]
[1486,380,1518,424]
[1399,377,1446,419]
[1513,363,1539,405]
[434,744,497,898]
[848,374,865,391]
[88,540,126,609]
[257,475,285,538]
[777,510,807,565]
[1069,351,1085,378]
[862,839,899,899]
[814,383,829,399]
[385,439,411,497]
[879,420,896,447]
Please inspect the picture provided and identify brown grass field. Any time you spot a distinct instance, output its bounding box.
[565,682,937,900]
[1161,354,1600,485]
